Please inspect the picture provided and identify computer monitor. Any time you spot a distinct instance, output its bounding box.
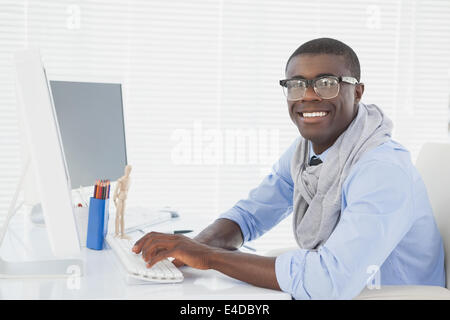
[49,80,128,189]
[8,49,81,267]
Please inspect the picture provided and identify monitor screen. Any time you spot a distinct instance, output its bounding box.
[50,81,127,189]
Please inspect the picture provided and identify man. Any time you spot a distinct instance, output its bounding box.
[133,38,445,299]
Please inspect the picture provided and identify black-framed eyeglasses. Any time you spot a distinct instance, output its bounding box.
[279,75,359,101]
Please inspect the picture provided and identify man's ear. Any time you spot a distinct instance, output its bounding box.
[354,83,364,104]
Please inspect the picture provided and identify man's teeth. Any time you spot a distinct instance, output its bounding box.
[302,112,328,118]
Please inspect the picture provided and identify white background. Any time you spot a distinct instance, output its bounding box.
[1,0,450,252]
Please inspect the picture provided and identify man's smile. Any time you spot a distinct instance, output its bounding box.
[297,110,330,123]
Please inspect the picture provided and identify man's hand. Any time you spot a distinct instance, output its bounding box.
[132,231,281,291]
[132,232,214,270]
[139,218,244,268]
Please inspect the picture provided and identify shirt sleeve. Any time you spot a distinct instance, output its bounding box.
[218,137,300,242]
[275,159,415,299]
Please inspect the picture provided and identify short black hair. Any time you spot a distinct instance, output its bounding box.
[285,38,361,82]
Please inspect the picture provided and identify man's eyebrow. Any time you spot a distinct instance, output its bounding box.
[289,73,337,79]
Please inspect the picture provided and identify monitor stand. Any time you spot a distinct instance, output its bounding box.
[0,158,83,279]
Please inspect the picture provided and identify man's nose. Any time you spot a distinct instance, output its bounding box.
[302,86,321,102]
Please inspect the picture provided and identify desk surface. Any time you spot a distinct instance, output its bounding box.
[0,207,290,300]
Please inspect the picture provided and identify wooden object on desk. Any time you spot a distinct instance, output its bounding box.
[113,165,132,239]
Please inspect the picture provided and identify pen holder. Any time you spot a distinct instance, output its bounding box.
[86,197,109,250]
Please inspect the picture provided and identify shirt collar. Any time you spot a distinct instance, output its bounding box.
[309,141,329,162]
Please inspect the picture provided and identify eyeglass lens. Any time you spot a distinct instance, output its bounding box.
[283,77,339,100]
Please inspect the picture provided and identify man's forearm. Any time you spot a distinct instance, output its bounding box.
[187,218,282,290]
[135,224,282,291]
[208,248,281,291]
[194,218,244,250]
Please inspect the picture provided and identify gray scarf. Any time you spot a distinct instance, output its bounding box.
[291,102,393,250]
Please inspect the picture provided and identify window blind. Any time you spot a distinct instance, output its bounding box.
[1,0,449,252]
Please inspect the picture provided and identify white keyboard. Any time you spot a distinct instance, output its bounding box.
[106,234,184,284]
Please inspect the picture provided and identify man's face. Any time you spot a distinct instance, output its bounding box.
[285,54,364,154]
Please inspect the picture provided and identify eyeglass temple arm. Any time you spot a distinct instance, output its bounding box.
[341,76,359,84]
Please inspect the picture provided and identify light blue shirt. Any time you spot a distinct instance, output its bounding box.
[219,137,445,299]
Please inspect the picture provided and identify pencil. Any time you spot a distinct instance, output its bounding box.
[94,180,98,199]
[93,179,111,199]
[97,180,101,199]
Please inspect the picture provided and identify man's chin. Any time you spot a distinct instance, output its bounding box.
[297,129,329,146]
[297,128,319,142]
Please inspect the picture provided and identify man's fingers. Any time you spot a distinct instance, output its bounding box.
[142,240,172,262]
[132,231,165,253]
[131,233,189,268]
[146,249,174,268]
[172,258,185,268]
[141,235,180,261]
[132,236,148,253]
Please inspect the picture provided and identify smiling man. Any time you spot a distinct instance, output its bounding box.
[133,38,445,299]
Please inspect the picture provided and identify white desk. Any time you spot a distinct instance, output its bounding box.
[0,207,291,300]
